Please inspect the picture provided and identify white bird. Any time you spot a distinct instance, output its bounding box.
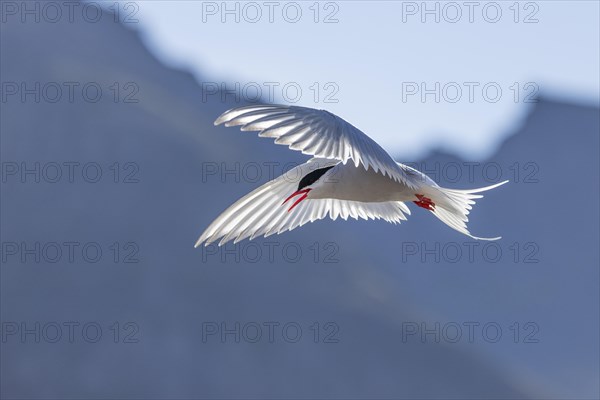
[195,104,508,247]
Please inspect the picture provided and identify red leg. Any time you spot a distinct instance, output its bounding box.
[414,194,435,211]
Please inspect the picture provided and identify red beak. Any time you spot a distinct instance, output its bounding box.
[282,188,311,212]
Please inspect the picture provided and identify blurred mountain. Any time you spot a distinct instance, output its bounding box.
[1,5,598,399]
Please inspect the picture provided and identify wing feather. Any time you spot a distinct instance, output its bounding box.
[215,104,418,189]
[195,159,411,247]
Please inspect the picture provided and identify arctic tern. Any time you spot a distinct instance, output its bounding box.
[195,104,507,247]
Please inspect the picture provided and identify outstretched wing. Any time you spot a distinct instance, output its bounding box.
[215,104,419,189]
[195,159,411,247]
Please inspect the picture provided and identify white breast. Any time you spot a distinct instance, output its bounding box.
[310,162,417,203]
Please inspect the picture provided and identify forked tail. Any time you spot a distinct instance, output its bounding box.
[423,180,509,241]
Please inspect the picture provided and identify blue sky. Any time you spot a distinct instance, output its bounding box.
[119,1,599,159]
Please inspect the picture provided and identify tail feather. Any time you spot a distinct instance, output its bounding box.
[427,180,508,241]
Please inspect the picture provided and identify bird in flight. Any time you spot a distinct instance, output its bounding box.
[195,104,507,247]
